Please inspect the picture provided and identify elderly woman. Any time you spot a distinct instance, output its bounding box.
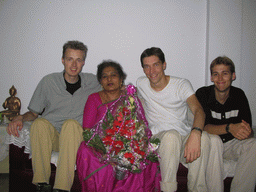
[76,60,161,192]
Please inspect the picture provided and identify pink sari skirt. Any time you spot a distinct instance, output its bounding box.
[76,141,161,192]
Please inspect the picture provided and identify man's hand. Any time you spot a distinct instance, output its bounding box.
[6,115,24,137]
[6,111,38,137]
[229,120,251,140]
[184,130,201,163]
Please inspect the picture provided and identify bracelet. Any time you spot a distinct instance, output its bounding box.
[226,123,230,133]
[191,127,202,134]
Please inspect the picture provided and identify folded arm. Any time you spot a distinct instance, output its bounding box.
[204,120,252,140]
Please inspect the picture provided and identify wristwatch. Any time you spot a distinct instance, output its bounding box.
[191,127,202,134]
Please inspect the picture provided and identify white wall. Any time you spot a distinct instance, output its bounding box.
[207,0,242,87]
[0,0,207,112]
[0,0,255,125]
[206,0,256,125]
[240,0,256,126]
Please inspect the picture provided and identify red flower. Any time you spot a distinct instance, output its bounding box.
[116,112,123,122]
[124,152,135,164]
[135,148,146,158]
[106,128,115,135]
[113,140,124,154]
[102,135,113,146]
[113,119,122,128]
[122,107,131,116]
[120,129,137,139]
[119,129,130,138]
[124,119,135,127]
[116,119,136,139]
[130,140,140,148]
[124,152,133,158]
[125,120,136,131]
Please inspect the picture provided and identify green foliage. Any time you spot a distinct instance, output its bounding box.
[102,110,114,130]
[146,138,161,162]
[146,153,159,162]
[83,129,106,154]
[132,169,142,173]
[150,138,160,145]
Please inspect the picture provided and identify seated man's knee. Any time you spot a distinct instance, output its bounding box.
[161,130,181,146]
[62,119,80,127]
[248,138,256,150]
[200,131,211,151]
[157,130,182,160]
[61,119,82,133]
[31,117,51,132]
[209,134,223,150]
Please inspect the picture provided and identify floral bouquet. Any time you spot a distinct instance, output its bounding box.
[83,84,160,180]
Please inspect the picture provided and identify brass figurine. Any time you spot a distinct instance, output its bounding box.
[1,85,21,121]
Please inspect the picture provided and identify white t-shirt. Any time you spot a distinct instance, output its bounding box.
[136,76,194,136]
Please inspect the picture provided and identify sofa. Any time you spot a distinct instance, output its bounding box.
[9,143,234,192]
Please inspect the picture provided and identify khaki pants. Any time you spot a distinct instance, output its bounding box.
[207,134,256,192]
[30,118,83,191]
[206,134,224,192]
[153,129,210,192]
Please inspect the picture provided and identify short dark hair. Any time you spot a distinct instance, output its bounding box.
[210,56,235,75]
[140,47,165,67]
[62,40,88,60]
[97,60,127,84]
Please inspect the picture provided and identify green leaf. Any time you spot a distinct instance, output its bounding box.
[106,110,114,123]
[146,154,159,162]
[83,130,106,154]
[132,169,142,173]
[149,138,160,145]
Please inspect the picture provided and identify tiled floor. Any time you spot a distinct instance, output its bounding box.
[0,174,9,192]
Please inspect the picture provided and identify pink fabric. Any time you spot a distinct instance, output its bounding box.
[77,92,161,192]
[82,93,104,128]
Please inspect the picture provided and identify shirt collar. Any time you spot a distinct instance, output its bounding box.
[207,85,234,105]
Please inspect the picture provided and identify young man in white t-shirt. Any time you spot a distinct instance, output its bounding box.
[136,47,210,192]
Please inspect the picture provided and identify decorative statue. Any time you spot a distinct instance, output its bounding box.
[1,85,21,121]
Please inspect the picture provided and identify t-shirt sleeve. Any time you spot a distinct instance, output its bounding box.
[136,77,147,107]
[83,93,100,128]
[179,79,195,101]
[27,77,47,114]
